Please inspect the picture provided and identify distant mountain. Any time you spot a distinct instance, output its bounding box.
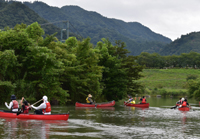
[24,1,172,55]
[0,1,65,38]
[159,32,200,55]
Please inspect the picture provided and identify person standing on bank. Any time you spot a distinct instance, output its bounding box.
[5,95,19,112]
[31,96,51,115]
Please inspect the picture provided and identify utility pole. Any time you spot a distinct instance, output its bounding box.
[67,20,69,39]
[61,29,66,42]
[60,21,69,42]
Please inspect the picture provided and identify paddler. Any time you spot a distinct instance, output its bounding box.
[127,95,135,104]
[140,96,146,104]
[31,96,51,115]
[171,98,184,109]
[5,95,19,112]
[180,98,191,108]
[86,94,94,104]
[176,98,182,105]
[20,97,32,114]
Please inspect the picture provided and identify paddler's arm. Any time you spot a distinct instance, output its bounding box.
[88,98,93,103]
[28,103,32,110]
[20,97,24,106]
[31,103,46,110]
[5,102,13,109]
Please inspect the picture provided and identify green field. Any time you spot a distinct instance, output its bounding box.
[138,69,200,96]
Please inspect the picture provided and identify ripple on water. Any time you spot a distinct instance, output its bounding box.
[49,118,198,139]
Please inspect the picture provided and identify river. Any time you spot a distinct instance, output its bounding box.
[0,97,200,139]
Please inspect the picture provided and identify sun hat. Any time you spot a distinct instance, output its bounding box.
[10,95,16,100]
[88,94,92,97]
[43,96,48,102]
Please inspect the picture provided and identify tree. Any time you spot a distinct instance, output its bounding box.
[96,39,143,101]
[188,80,200,101]
[0,23,69,104]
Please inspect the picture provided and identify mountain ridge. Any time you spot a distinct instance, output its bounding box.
[159,32,200,55]
[0,0,172,55]
[23,1,172,55]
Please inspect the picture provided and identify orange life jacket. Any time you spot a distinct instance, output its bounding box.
[22,105,29,114]
[12,100,19,109]
[182,101,187,107]
[141,98,146,104]
[42,102,51,113]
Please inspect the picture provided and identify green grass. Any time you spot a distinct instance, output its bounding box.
[138,69,200,96]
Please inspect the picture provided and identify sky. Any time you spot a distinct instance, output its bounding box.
[18,0,200,41]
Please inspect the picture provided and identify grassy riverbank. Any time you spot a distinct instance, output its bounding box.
[138,69,200,97]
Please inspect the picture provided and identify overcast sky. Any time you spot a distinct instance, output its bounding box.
[19,0,200,41]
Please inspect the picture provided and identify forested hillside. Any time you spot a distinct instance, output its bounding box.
[0,1,81,39]
[23,1,171,55]
[159,32,200,55]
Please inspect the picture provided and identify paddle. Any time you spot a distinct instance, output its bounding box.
[170,105,177,109]
[17,99,43,116]
[31,99,43,106]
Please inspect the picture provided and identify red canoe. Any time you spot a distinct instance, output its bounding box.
[124,102,149,108]
[75,100,115,107]
[178,106,190,111]
[0,110,69,121]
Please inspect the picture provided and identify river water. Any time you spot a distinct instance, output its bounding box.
[0,97,200,139]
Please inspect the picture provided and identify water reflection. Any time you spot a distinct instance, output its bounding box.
[75,107,115,111]
[0,117,68,139]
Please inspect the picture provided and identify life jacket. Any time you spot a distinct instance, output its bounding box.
[182,101,187,107]
[141,98,146,104]
[86,97,91,103]
[12,100,19,109]
[42,102,51,113]
[22,105,29,114]
[130,100,135,104]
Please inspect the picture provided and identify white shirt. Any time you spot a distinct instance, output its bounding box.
[5,101,19,112]
[31,101,51,114]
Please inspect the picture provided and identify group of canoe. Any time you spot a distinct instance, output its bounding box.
[0,94,191,121]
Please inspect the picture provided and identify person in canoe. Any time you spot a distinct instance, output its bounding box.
[20,97,32,114]
[31,96,51,115]
[176,98,182,105]
[140,96,146,104]
[86,94,94,104]
[5,95,19,112]
[126,95,135,104]
[171,98,183,109]
[180,98,191,108]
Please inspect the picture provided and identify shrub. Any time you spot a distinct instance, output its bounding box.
[186,75,198,81]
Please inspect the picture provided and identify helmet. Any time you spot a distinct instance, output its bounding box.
[10,95,16,100]
[43,96,48,101]
[181,98,185,101]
